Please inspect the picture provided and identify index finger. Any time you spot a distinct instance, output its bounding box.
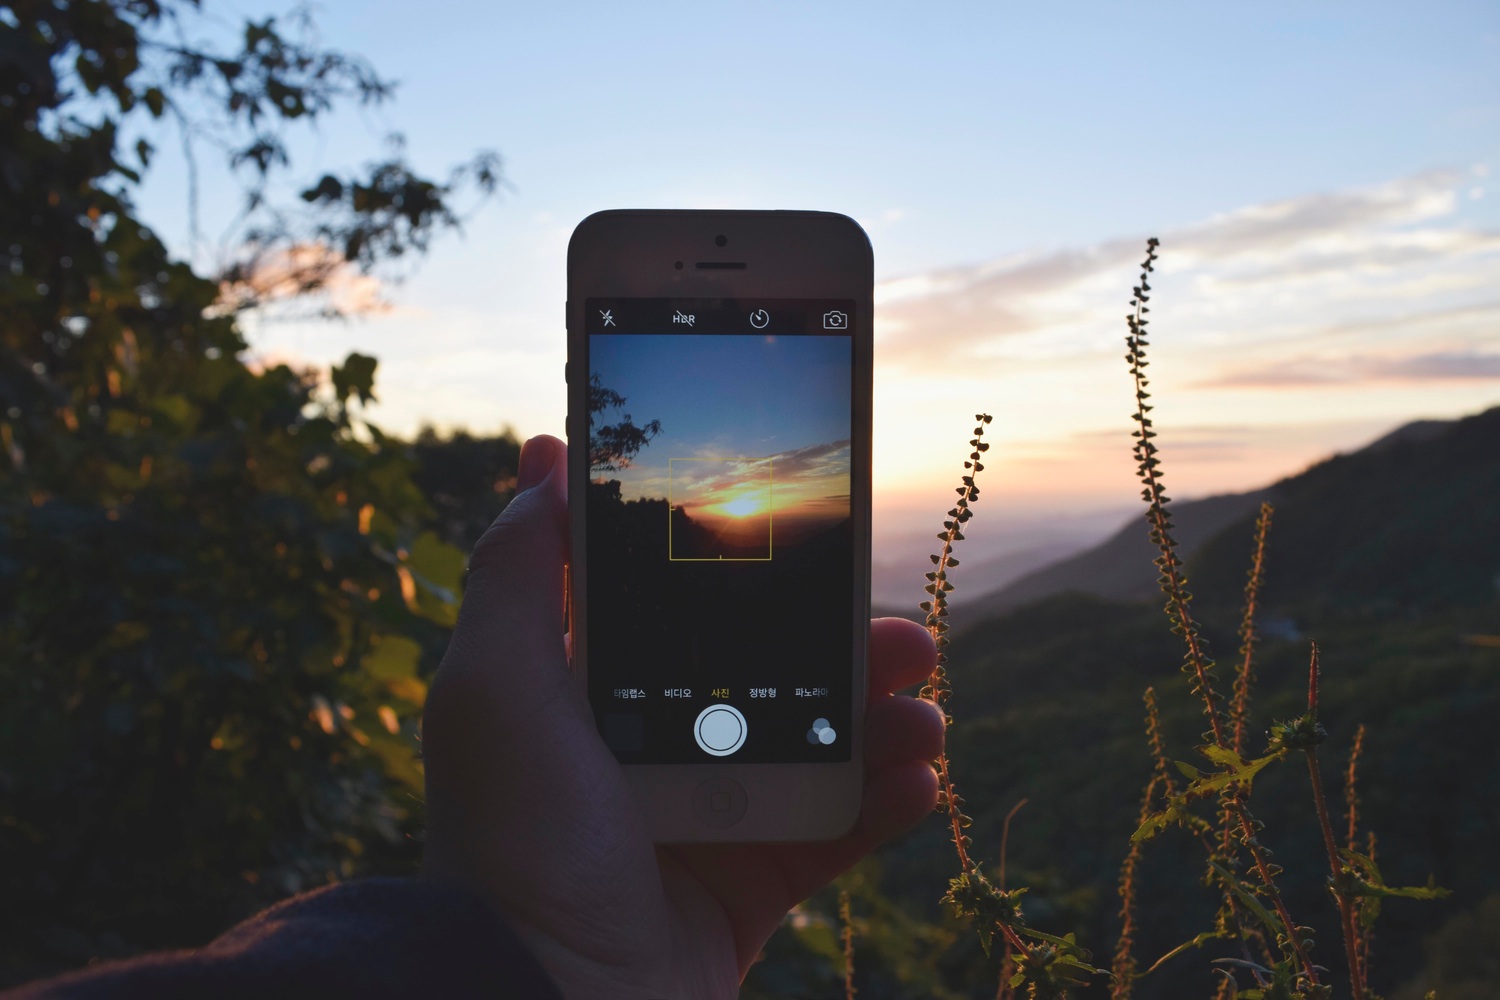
[869,616,938,696]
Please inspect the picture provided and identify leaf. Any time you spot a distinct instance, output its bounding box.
[332,352,379,405]
[1197,745,1242,766]
[362,634,421,681]
[1143,930,1226,975]
[1338,847,1448,929]
[106,409,138,436]
[151,394,198,432]
[406,531,464,626]
[301,174,345,203]
[1131,800,1191,842]
[1178,745,1284,799]
[1369,881,1448,900]
[1208,860,1286,941]
[367,729,423,793]
[107,621,150,648]
[1174,760,1202,781]
[1017,926,1079,950]
[385,675,428,707]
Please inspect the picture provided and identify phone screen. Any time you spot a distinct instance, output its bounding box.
[583,297,857,765]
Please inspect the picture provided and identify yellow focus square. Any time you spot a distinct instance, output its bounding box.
[668,457,774,561]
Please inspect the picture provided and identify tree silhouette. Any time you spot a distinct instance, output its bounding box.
[588,373,662,475]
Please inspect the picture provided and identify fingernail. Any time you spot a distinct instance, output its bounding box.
[517,436,560,492]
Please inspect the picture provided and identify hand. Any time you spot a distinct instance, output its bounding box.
[421,434,943,999]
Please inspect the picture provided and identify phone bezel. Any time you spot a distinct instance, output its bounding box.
[566,210,873,842]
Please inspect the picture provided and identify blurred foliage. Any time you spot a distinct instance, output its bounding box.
[1391,893,1500,1000]
[0,0,499,984]
[409,425,521,553]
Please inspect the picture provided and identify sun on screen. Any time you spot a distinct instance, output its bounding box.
[720,495,765,518]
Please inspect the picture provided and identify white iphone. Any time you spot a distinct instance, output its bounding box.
[566,210,873,842]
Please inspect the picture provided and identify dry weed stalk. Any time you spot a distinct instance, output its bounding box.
[1357,831,1378,986]
[1298,643,1363,998]
[920,416,991,873]
[1230,503,1274,758]
[996,799,1028,1000]
[1112,686,1201,998]
[1124,238,1320,989]
[1344,726,1373,986]
[1111,771,1160,998]
[923,417,1102,999]
[839,889,856,1000]
[1345,724,1366,855]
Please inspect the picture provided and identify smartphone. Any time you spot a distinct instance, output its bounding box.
[566,210,873,842]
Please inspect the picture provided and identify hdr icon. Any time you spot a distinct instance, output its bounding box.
[672,310,696,326]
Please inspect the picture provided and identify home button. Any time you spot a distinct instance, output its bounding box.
[691,776,748,829]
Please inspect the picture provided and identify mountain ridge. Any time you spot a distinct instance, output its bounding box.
[953,405,1500,621]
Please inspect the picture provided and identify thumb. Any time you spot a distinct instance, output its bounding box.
[439,434,571,700]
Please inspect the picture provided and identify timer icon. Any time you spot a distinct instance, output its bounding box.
[748,308,770,330]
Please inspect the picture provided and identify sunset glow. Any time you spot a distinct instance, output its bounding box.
[590,333,853,563]
[716,494,767,519]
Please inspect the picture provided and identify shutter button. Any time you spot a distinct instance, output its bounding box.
[693,704,747,757]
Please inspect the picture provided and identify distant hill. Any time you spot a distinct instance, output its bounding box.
[958,406,1500,619]
[1190,404,1500,614]
[953,488,1268,617]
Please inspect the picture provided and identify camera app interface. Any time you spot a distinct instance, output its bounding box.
[584,298,855,764]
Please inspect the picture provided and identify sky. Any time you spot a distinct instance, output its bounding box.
[590,333,851,529]
[130,0,1500,594]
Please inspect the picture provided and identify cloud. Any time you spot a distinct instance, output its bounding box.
[1170,170,1463,261]
[1200,350,1500,388]
[667,439,851,495]
[873,168,1500,378]
[216,242,391,318]
[610,438,854,509]
[766,439,852,479]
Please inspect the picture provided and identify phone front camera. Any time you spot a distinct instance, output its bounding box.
[714,234,727,247]
[674,260,683,270]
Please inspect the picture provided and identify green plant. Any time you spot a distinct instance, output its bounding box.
[1113,238,1447,999]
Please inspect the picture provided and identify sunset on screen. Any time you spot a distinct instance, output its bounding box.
[589,332,851,562]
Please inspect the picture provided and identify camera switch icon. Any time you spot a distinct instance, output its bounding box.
[822,310,848,330]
